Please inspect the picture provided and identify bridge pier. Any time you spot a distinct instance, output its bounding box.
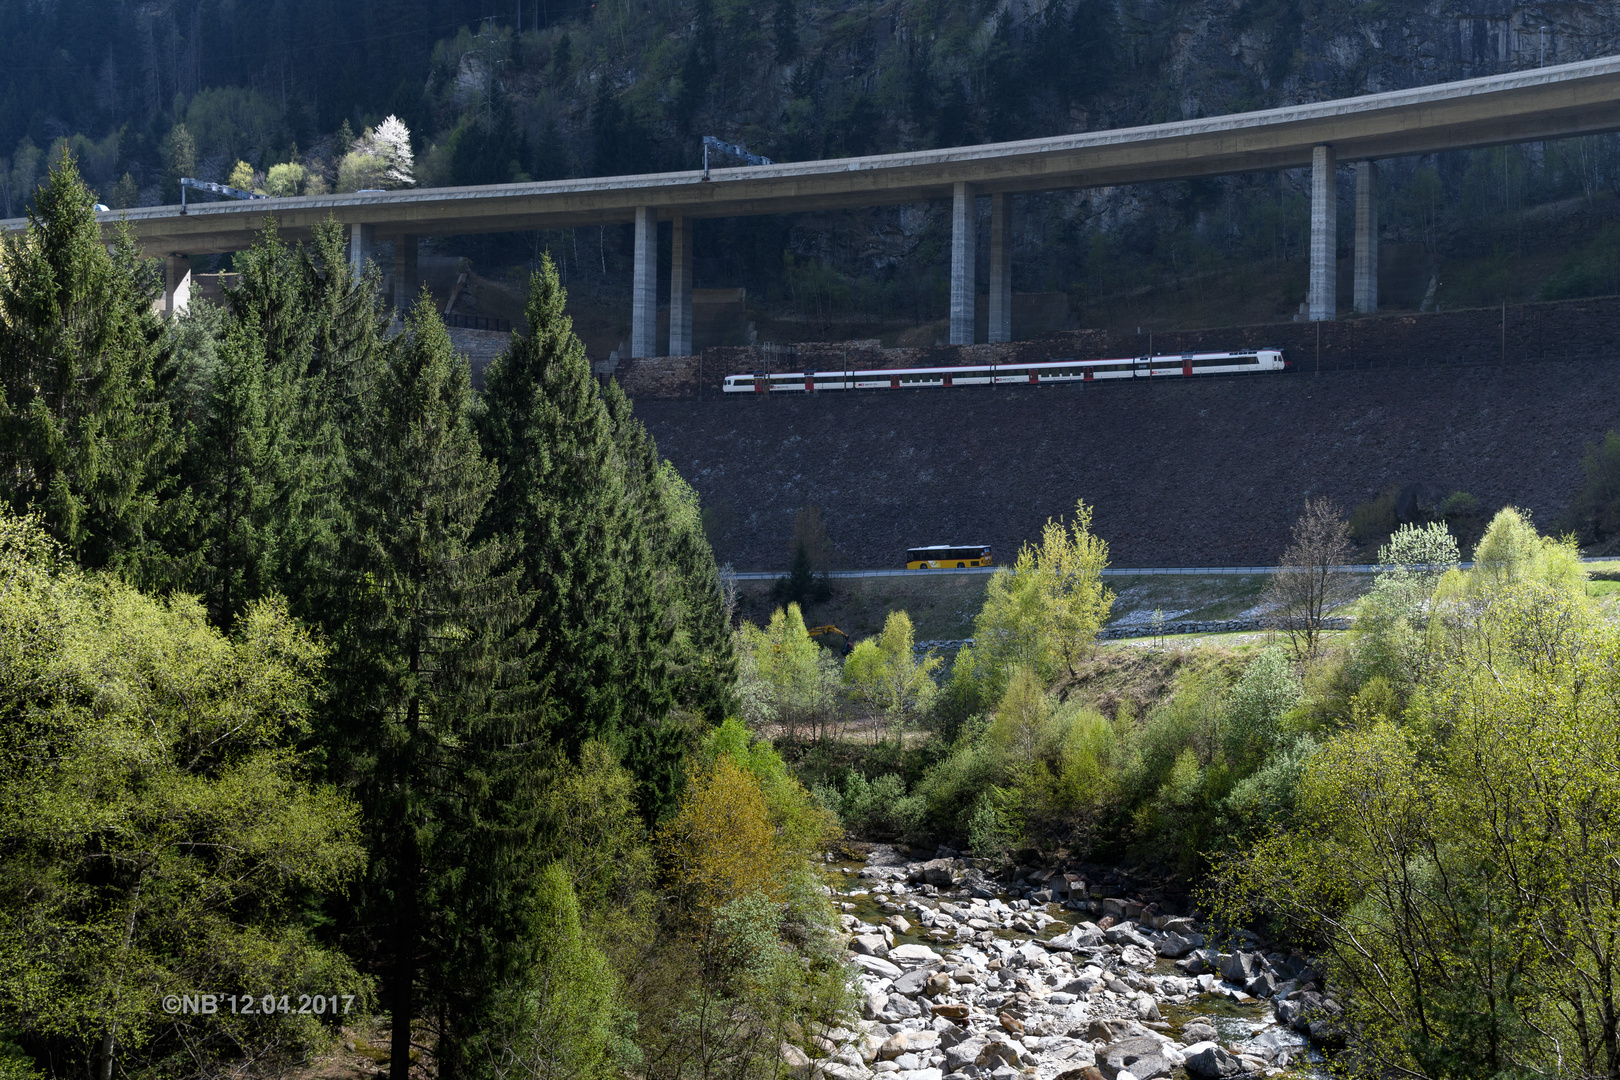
[670,216,692,356]
[1308,145,1337,321]
[988,193,1011,344]
[349,223,376,278]
[951,182,978,345]
[1354,161,1378,314]
[157,255,191,318]
[631,207,657,358]
[394,234,419,314]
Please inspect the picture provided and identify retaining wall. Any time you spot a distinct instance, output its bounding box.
[617,295,1620,399]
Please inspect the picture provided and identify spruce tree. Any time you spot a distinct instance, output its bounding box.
[602,379,735,727]
[327,297,539,1080]
[0,152,183,578]
[226,218,385,632]
[184,318,289,629]
[478,254,664,757]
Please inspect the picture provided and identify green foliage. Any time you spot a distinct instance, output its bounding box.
[484,864,635,1080]
[814,773,924,839]
[844,610,941,749]
[971,500,1113,693]
[0,153,182,582]
[773,540,832,606]
[966,792,1014,863]
[699,717,839,857]
[0,509,367,1079]
[0,157,785,1080]
[1562,429,1620,543]
[181,317,291,629]
[736,603,841,741]
[226,160,258,192]
[160,124,195,205]
[1451,506,1581,595]
[324,294,540,1079]
[1221,648,1302,769]
[263,162,308,197]
[536,741,657,967]
[1214,509,1620,1077]
[647,746,850,1080]
[220,219,388,637]
[183,88,283,168]
[1352,523,1459,697]
[479,255,717,817]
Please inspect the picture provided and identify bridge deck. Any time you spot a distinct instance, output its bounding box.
[7,56,1620,255]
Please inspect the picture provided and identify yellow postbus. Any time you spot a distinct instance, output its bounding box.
[906,545,993,570]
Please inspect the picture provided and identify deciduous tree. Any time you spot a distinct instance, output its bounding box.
[1264,497,1353,659]
[0,510,367,1080]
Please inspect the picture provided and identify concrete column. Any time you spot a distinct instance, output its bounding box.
[349,223,375,277]
[1353,161,1378,314]
[988,192,1012,344]
[1309,145,1337,322]
[393,234,419,315]
[950,181,977,345]
[158,255,191,318]
[669,216,693,357]
[631,206,657,359]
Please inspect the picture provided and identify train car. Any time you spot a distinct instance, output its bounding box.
[721,349,1288,393]
[907,545,993,570]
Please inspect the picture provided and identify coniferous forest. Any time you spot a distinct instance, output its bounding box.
[0,156,853,1080]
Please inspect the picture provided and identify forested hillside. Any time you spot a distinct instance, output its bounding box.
[7,0,1620,333]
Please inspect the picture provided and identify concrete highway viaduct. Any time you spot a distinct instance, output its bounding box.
[11,55,1620,352]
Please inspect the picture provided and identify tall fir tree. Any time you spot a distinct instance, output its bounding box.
[0,152,185,581]
[183,317,290,629]
[601,382,733,704]
[478,255,707,811]
[226,218,384,633]
[325,296,540,1080]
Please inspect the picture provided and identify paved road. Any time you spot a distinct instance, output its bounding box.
[729,558,1617,581]
[732,564,1382,580]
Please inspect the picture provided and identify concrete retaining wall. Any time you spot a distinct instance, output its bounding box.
[617,295,1620,399]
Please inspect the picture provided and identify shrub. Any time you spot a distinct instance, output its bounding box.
[971,500,1114,692]
[844,610,941,752]
[1348,485,1399,545]
[486,863,633,1080]
[1222,649,1303,770]
[825,772,925,838]
[967,792,1014,863]
[735,604,842,741]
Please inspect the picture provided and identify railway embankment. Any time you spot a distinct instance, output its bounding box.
[619,293,1620,400]
[635,353,1620,569]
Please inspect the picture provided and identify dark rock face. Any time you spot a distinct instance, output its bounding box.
[637,357,1620,569]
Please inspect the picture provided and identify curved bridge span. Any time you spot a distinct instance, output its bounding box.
[12,56,1620,343]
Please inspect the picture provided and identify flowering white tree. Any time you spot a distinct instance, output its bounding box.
[371,115,415,187]
[337,114,415,191]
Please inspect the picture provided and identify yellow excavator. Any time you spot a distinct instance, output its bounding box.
[806,625,854,656]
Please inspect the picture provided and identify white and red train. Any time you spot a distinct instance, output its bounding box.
[721,349,1289,393]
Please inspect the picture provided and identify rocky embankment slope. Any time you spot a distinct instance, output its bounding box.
[638,357,1620,569]
[806,846,1340,1080]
